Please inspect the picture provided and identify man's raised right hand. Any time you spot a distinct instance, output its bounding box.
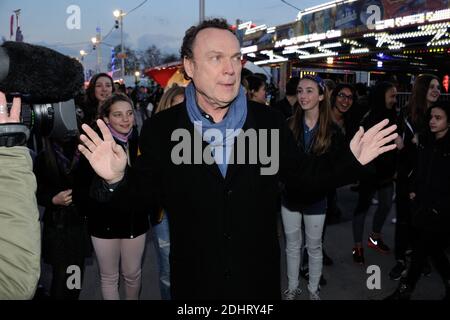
[78,119,127,184]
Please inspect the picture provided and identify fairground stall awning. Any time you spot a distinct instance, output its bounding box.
[144,61,190,88]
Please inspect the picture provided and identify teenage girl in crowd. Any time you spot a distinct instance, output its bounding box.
[327,83,359,224]
[83,93,149,299]
[281,75,345,300]
[82,73,115,126]
[352,81,400,264]
[34,133,91,299]
[316,83,359,269]
[387,103,450,300]
[246,75,267,105]
[389,74,441,280]
[299,81,343,283]
[330,84,359,140]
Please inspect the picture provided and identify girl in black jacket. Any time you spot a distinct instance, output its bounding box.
[389,74,441,279]
[387,102,450,300]
[352,81,400,264]
[86,93,149,300]
[34,135,91,300]
[281,75,345,300]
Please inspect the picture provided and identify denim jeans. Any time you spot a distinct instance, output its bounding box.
[281,206,325,294]
[352,181,394,243]
[152,213,171,300]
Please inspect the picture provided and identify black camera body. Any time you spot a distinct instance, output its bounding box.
[0,99,78,147]
[0,41,84,144]
[11,98,79,140]
[0,123,29,147]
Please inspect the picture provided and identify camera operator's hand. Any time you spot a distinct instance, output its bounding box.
[79,119,127,184]
[52,189,73,206]
[0,92,21,123]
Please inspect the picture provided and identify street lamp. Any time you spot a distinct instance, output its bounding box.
[113,10,121,18]
[134,71,140,86]
[91,36,101,73]
[91,29,103,73]
[80,50,87,80]
[113,9,125,78]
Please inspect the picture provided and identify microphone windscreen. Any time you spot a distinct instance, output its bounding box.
[0,41,84,104]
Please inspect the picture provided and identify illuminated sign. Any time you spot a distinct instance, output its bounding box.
[241,45,258,54]
[376,8,450,31]
[275,30,341,48]
[254,50,288,65]
[298,51,338,60]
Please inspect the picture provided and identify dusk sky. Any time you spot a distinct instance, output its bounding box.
[0,0,325,71]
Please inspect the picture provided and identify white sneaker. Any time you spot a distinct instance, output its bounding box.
[283,287,302,300]
[309,290,321,300]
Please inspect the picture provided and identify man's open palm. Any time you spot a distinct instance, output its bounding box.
[78,119,127,184]
[350,119,398,165]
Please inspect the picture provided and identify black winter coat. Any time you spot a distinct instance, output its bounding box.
[34,139,91,265]
[273,97,294,119]
[362,107,398,185]
[396,107,430,180]
[282,120,347,210]
[411,131,450,220]
[82,130,149,239]
[99,101,363,299]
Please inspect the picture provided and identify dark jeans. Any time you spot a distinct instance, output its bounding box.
[152,213,171,300]
[406,219,450,288]
[352,181,394,243]
[394,177,413,261]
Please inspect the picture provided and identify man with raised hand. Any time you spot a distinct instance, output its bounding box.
[79,18,398,300]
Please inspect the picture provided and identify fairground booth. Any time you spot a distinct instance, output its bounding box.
[240,0,450,96]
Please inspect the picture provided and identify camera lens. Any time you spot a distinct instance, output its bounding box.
[32,104,54,136]
[8,102,54,137]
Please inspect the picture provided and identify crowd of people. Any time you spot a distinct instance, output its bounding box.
[241,69,449,300]
[1,18,447,301]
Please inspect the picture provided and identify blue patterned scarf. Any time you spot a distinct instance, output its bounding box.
[185,82,247,177]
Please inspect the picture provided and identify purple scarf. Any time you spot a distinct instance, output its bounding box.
[106,124,133,143]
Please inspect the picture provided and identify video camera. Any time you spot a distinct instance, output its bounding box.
[0,41,84,141]
[5,95,80,139]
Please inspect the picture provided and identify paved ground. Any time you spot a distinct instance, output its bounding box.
[39,185,448,300]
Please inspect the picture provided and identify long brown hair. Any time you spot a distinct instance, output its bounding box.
[408,74,440,126]
[85,73,115,107]
[288,76,333,155]
[155,84,186,114]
